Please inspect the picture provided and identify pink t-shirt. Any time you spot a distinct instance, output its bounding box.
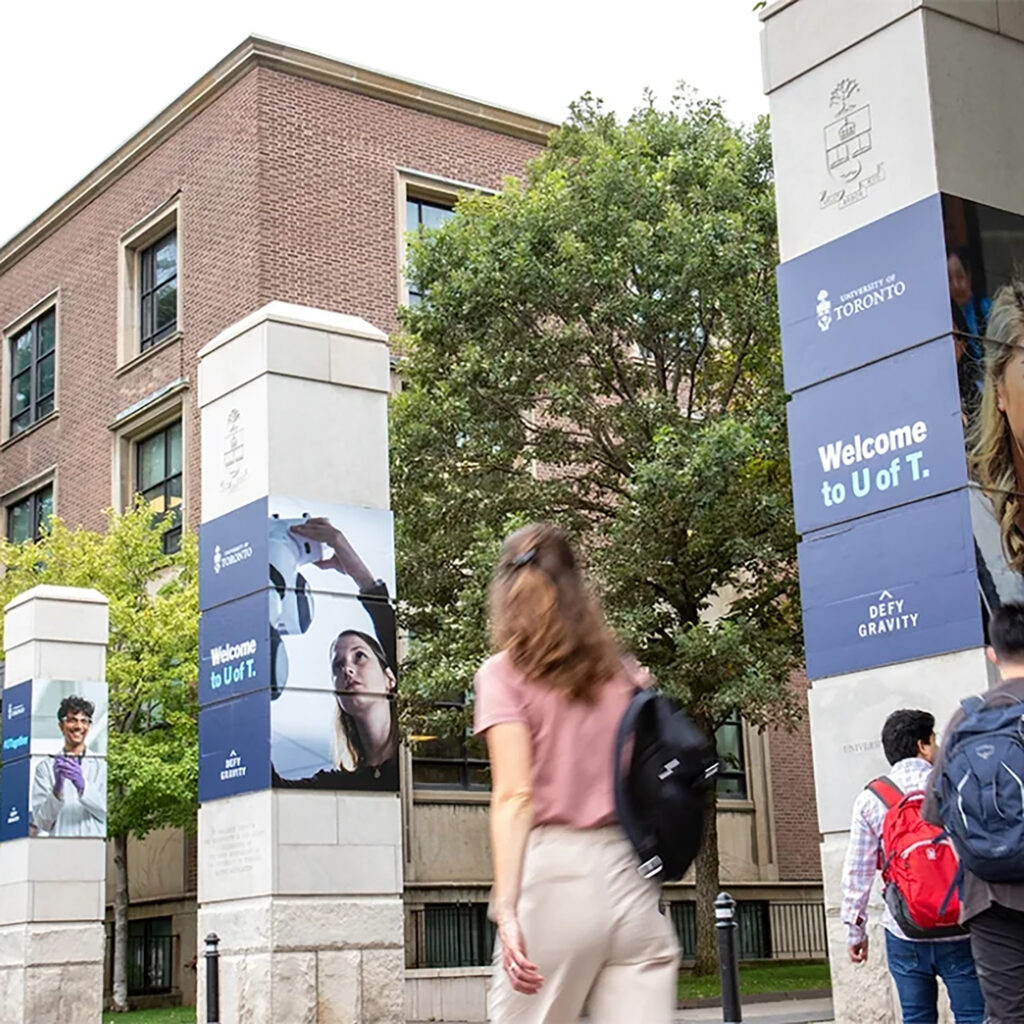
[473,649,634,829]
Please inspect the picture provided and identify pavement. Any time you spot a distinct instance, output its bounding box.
[413,995,835,1024]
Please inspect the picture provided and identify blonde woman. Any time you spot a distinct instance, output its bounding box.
[474,523,679,1024]
[969,283,1024,625]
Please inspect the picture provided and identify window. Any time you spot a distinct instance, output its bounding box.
[136,420,182,553]
[139,230,178,350]
[6,484,53,543]
[411,699,489,790]
[405,197,455,305]
[410,903,495,968]
[118,199,180,364]
[9,308,55,436]
[715,715,748,799]
[127,916,174,995]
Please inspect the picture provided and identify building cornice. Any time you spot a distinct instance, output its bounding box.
[0,36,556,275]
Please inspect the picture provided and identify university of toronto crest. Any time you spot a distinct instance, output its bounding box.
[820,78,885,211]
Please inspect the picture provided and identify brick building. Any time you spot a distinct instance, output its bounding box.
[0,38,821,1009]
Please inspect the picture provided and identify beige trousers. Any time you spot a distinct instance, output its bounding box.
[489,825,680,1024]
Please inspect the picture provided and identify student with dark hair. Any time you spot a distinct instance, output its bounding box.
[30,694,107,837]
[841,709,984,1022]
[926,601,1024,1023]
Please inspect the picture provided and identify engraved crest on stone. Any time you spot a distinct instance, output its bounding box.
[221,407,247,492]
[820,78,885,211]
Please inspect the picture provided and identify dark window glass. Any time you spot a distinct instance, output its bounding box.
[406,197,455,305]
[9,308,56,436]
[139,231,177,351]
[126,916,174,994]
[136,420,183,553]
[411,698,490,790]
[6,484,53,543]
[715,715,748,800]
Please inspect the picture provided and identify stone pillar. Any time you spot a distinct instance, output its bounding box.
[196,302,404,1023]
[761,2,1024,1020]
[0,586,110,1024]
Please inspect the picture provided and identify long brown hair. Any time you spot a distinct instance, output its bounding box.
[488,523,621,701]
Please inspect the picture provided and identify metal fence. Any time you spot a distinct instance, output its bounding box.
[409,899,826,968]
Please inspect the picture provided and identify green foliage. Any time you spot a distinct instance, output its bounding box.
[0,502,198,839]
[392,90,801,739]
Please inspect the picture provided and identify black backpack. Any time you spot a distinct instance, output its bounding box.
[613,688,719,881]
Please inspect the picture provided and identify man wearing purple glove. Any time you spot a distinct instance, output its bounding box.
[30,695,107,837]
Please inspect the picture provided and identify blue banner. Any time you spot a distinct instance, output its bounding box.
[777,195,951,394]
[198,591,272,707]
[799,490,983,680]
[788,338,967,534]
[199,497,269,612]
[0,756,30,841]
[0,680,32,763]
[198,690,272,802]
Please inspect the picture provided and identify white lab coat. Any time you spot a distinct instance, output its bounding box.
[30,753,107,837]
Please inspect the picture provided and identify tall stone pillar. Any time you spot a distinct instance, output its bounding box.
[762,2,1024,1019]
[196,302,404,1023]
[0,586,110,1024]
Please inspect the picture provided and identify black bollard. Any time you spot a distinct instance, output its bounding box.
[715,892,742,1024]
[205,932,221,1024]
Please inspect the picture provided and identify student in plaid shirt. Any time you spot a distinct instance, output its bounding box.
[840,709,984,1022]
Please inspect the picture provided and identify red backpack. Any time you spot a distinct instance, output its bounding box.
[867,777,965,938]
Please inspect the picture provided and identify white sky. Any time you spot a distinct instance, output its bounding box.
[0,0,767,246]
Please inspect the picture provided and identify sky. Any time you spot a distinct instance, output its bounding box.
[0,0,768,246]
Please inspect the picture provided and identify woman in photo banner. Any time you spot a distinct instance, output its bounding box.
[272,517,398,789]
[968,283,1024,626]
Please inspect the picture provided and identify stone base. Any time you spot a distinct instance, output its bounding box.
[0,922,104,1024]
[197,896,405,1024]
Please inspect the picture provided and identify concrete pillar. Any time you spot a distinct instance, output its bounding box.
[0,586,110,1024]
[196,302,404,1023]
[761,2,1024,1020]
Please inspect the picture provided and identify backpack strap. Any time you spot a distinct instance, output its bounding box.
[961,695,985,716]
[866,776,904,810]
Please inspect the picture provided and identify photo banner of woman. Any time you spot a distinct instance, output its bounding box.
[196,495,398,795]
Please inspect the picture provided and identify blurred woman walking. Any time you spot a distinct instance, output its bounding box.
[475,523,679,1023]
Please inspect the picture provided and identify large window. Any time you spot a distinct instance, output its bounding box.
[405,197,455,305]
[715,715,748,799]
[9,308,55,436]
[139,230,178,351]
[127,916,174,995]
[411,699,489,790]
[6,484,53,543]
[136,420,182,553]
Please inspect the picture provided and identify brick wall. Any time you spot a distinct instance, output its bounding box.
[767,668,823,881]
[0,64,542,533]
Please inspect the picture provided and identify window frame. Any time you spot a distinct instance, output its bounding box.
[138,229,178,352]
[5,481,54,544]
[396,170,495,307]
[404,195,456,306]
[117,198,181,366]
[715,713,749,800]
[2,293,59,443]
[135,419,183,554]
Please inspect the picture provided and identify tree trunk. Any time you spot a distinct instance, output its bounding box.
[693,786,721,976]
[111,834,130,1012]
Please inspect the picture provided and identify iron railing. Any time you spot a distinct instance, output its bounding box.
[408,898,826,968]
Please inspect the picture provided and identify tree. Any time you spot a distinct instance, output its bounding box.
[392,90,802,973]
[0,504,198,1011]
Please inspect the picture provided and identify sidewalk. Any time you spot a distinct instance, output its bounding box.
[417,995,835,1024]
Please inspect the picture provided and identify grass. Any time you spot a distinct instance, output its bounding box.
[102,1009,194,1023]
[677,960,831,1002]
